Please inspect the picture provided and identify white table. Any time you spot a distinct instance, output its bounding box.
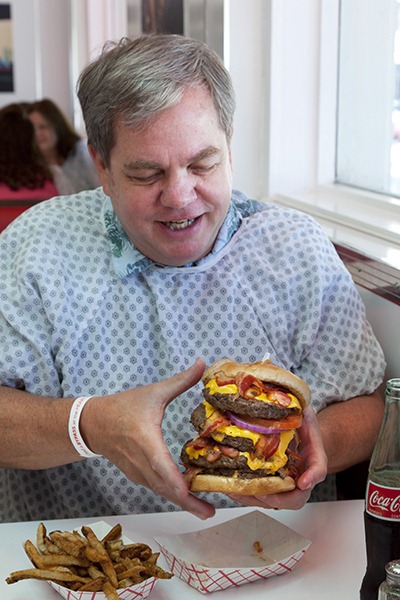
[0,499,366,599]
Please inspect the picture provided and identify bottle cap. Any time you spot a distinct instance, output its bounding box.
[385,560,400,586]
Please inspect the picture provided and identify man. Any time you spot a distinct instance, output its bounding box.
[0,35,385,522]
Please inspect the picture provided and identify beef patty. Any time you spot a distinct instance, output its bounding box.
[203,389,300,420]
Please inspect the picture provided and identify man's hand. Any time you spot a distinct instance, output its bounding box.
[81,358,215,520]
[228,405,328,510]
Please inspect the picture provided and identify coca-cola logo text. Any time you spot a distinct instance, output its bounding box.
[366,482,400,520]
[369,490,400,514]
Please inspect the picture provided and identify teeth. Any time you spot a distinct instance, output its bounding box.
[165,219,195,230]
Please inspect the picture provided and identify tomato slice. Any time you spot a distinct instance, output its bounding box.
[253,414,302,430]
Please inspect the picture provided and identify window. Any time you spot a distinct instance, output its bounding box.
[336,0,400,197]
[258,0,400,269]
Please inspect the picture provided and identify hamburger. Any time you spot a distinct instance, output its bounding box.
[180,358,311,495]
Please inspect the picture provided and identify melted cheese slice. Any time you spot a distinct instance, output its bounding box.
[205,379,301,410]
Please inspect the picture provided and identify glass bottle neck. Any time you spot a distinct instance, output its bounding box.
[386,379,400,401]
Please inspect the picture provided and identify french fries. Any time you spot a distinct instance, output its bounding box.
[6,522,173,599]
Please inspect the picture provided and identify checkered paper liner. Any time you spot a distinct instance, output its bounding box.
[49,576,157,600]
[47,521,160,600]
[155,510,311,594]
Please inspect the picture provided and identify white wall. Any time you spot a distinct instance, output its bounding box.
[357,286,400,381]
[36,0,71,115]
[228,0,267,198]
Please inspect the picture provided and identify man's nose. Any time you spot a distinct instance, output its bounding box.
[160,170,197,208]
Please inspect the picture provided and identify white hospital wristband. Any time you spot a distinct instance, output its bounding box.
[68,396,101,458]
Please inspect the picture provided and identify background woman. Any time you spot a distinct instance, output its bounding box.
[0,103,59,231]
[28,98,100,194]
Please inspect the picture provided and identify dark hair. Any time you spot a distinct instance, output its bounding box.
[0,104,54,190]
[77,34,236,165]
[27,98,81,161]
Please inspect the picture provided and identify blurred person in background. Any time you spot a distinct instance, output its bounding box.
[0,103,59,202]
[28,98,100,194]
[0,103,60,232]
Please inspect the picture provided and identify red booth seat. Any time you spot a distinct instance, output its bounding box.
[0,199,46,232]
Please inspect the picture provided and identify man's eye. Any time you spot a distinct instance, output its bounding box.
[191,162,217,174]
[129,173,160,184]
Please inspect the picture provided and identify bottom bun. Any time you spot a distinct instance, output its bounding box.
[189,474,296,495]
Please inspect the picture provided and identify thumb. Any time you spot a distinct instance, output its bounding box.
[160,358,206,406]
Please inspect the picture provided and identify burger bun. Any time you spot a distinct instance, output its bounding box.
[189,473,296,495]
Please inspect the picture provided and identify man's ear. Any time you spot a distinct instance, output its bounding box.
[88,145,110,194]
[88,145,106,174]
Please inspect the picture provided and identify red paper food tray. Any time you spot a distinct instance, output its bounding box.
[155,510,311,594]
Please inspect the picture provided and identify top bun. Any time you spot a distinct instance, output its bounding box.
[203,358,311,408]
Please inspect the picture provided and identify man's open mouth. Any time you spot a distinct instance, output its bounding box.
[164,218,196,230]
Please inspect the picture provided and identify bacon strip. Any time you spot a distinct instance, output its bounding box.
[286,448,303,481]
[264,389,291,407]
[188,437,212,450]
[253,433,280,460]
[236,373,261,397]
[200,413,231,438]
[215,374,235,386]
[219,445,240,459]
[182,466,202,487]
[185,438,240,463]
[235,372,292,407]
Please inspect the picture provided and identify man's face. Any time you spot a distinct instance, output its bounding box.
[91,86,233,267]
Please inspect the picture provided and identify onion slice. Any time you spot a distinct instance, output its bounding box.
[227,411,302,434]
[227,411,283,434]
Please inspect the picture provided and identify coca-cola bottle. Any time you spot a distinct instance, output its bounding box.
[360,378,400,600]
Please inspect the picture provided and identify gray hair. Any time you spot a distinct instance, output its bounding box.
[77,34,236,165]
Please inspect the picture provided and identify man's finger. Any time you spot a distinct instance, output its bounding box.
[159,358,206,406]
